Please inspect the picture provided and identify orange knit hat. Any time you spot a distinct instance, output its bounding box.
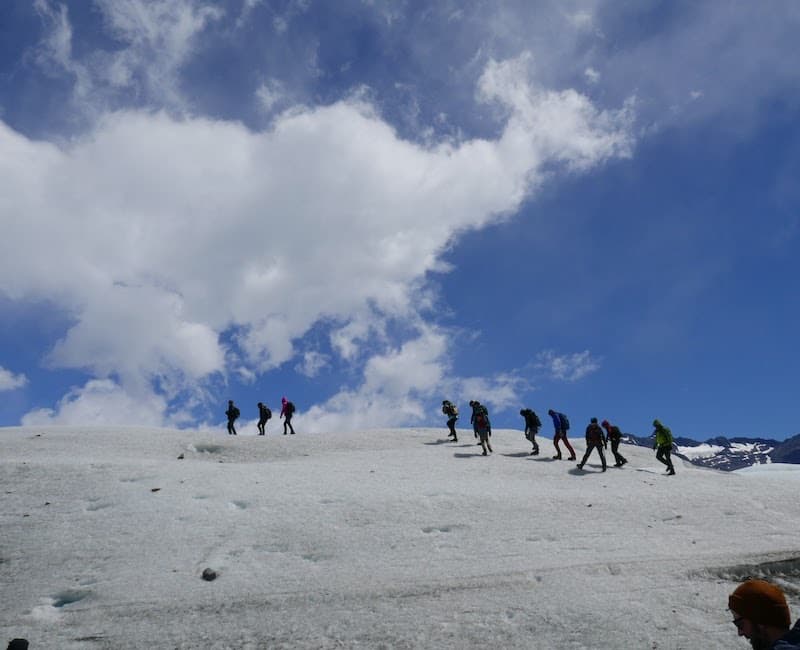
[728,579,791,629]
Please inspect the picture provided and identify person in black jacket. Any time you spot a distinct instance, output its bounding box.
[257,402,271,435]
[519,408,541,455]
[577,418,606,471]
[225,400,239,436]
[601,419,627,467]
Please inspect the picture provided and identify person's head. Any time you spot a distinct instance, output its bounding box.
[548,409,554,416]
[590,417,598,424]
[652,419,662,429]
[282,396,287,404]
[7,640,29,650]
[520,409,525,416]
[728,579,791,649]
[228,400,233,405]
[601,419,610,429]
[443,400,448,405]
[258,402,263,407]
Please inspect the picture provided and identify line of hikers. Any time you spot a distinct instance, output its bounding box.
[442,400,676,475]
[225,397,296,436]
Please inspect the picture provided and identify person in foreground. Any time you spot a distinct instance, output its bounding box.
[728,578,800,649]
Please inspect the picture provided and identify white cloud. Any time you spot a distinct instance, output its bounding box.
[0,367,28,391]
[295,351,329,378]
[536,350,602,382]
[302,327,528,432]
[21,379,168,426]
[1,53,633,425]
[584,67,600,84]
[256,79,286,112]
[33,0,223,111]
[567,10,595,32]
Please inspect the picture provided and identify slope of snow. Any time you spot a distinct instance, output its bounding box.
[2,426,799,649]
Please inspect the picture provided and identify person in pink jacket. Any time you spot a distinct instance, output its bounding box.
[280,396,296,435]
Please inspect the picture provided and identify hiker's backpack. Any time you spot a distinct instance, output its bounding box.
[287,401,295,414]
[451,405,459,417]
[264,407,272,420]
[232,406,241,420]
[531,410,542,428]
[559,413,570,430]
[442,401,451,415]
[475,413,488,430]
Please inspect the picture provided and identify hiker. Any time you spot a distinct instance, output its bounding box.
[470,401,491,444]
[474,406,493,456]
[257,402,271,435]
[225,400,239,436]
[469,401,478,439]
[601,419,628,467]
[728,579,800,649]
[652,419,675,475]
[519,408,541,455]
[547,409,576,460]
[577,417,607,471]
[442,400,459,441]
[280,397,296,435]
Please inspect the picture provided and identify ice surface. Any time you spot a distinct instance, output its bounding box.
[2,426,799,648]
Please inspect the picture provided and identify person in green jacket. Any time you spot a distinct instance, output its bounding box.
[652,419,675,475]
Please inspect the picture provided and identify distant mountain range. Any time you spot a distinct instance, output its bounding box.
[623,433,800,471]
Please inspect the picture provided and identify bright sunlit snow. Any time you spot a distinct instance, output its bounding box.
[675,443,725,459]
[2,425,799,649]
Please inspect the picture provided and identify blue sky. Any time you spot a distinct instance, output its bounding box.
[1,0,798,440]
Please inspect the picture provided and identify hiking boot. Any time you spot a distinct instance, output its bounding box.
[602,467,607,472]
[552,455,561,460]
[482,450,488,456]
[667,468,675,475]
[568,456,576,461]
[576,463,583,469]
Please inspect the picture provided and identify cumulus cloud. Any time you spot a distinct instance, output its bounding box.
[0,367,28,391]
[21,379,169,426]
[536,350,602,382]
[3,41,633,426]
[301,326,529,432]
[295,351,329,378]
[256,79,287,113]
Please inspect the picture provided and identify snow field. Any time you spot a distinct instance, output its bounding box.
[2,426,799,648]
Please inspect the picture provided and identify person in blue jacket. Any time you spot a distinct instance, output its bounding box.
[547,409,576,460]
